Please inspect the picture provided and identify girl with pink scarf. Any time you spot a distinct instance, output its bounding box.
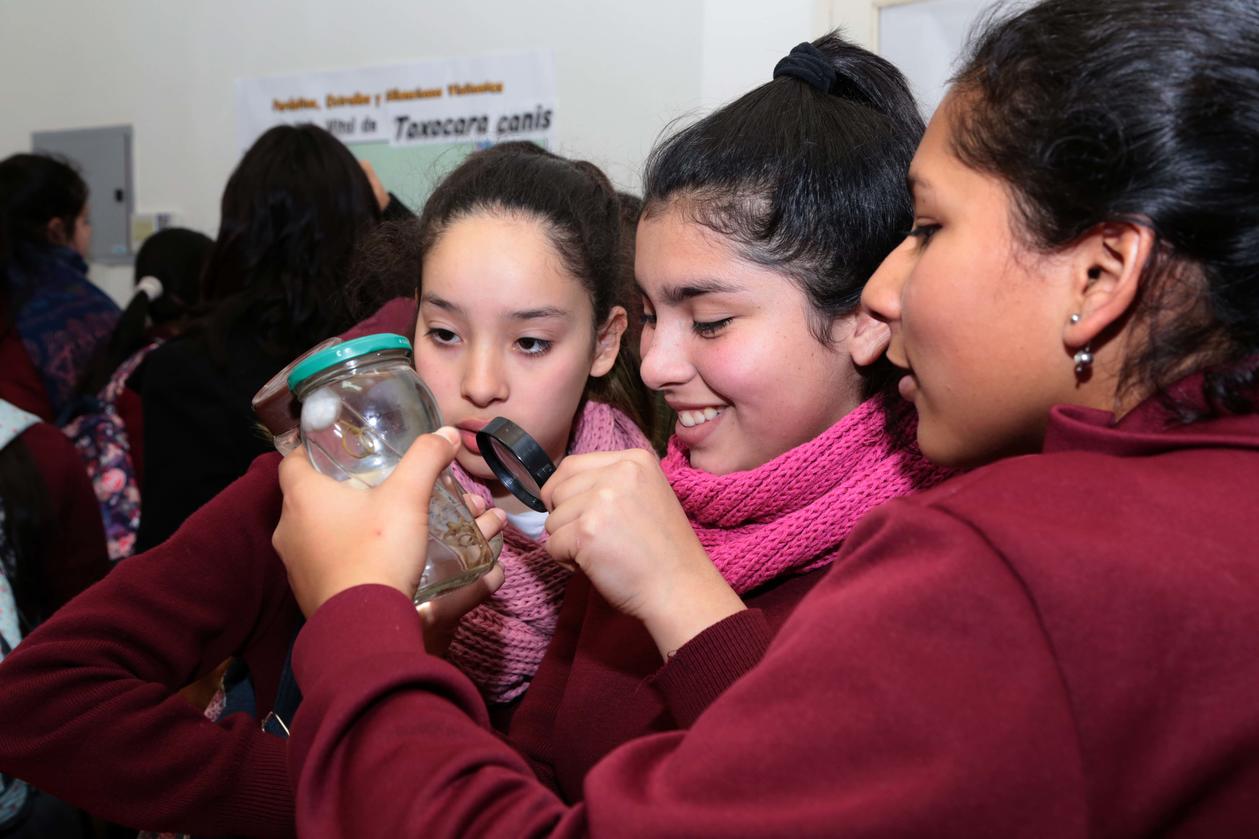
[274,32,955,802]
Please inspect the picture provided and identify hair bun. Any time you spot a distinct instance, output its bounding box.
[773,42,839,93]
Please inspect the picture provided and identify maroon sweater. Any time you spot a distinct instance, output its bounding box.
[285,389,1259,837]
[0,298,417,838]
[0,326,54,421]
[20,422,111,614]
[509,567,825,800]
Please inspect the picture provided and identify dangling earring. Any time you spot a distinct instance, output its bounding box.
[1069,314,1093,379]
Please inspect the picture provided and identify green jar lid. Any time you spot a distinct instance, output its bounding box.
[287,333,413,393]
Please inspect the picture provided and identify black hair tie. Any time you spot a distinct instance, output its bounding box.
[772,42,838,94]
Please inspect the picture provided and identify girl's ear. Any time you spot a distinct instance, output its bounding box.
[590,306,628,378]
[45,217,68,246]
[1062,221,1156,350]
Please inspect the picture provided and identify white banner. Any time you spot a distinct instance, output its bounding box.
[235,50,556,150]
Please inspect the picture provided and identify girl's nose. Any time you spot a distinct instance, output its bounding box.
[461,347,509,407]
[861,239,909,328]
[639,321,693,391]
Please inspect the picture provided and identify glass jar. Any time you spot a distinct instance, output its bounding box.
[284,333,495,603]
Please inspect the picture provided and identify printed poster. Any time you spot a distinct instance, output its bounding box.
[236,50,556,208]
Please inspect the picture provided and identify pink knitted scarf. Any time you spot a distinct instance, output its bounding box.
[662,394,955,595]
[446,400,652,703]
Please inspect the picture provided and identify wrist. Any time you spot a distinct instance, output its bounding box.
[641,559,745,661]
[305,569,410,617]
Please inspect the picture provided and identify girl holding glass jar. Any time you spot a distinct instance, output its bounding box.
[0,142,652,839]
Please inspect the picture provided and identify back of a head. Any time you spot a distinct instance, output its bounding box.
[952,0,1259,415]
[642,31,924,343]
[72,227,216,397]
[199,124,384,357]
[0,153,87,272]
[133,227,213,326]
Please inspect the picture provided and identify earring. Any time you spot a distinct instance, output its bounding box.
[1069,314,1093,378]
[1073,346,1094,377]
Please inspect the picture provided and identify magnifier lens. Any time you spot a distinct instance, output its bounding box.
[476,417,556,513]
[489,436,543,498]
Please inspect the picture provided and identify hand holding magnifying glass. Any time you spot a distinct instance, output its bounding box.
[478,418,745,658]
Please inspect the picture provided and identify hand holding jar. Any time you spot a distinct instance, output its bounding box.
[274,427,506,620]
[260,334,499,604]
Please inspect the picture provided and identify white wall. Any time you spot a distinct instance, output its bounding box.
[1,0,876,303]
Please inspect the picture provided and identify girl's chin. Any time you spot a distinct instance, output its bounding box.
[687,447,746,477]
[454,450,494,480]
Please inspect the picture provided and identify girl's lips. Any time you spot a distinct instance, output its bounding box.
[458,428,482,455]
[455,419,491,456]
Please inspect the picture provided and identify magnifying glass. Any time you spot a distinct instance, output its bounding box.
[476,417,556,513]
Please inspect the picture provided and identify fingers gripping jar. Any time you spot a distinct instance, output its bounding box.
[286,334,495,603]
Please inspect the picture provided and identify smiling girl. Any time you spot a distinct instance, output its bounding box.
[0,142,651,837]
[274,1,1259,834]
[494,35,952,792]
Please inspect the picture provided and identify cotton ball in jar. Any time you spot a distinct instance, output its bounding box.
[301,387,341,432]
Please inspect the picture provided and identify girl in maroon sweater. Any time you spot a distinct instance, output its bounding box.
[273,0,1259,836]
[0,146,652,838]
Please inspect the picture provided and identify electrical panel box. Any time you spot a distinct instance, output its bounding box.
[31,125,134,264]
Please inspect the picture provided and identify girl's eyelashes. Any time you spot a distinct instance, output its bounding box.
[426,327,460,346]
[515,337,552,356]
[692,317,733,337]
[908,223,941,246]
[424,325,551,356]
[636,307,730,336]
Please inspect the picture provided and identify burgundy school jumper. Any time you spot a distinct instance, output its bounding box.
[284,383,1259,838]
[0,326,54,421]
[18,422,111,613]
[0,298,416,838]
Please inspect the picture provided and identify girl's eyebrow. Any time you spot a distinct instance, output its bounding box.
[636,278,741,305]
[420,293,461,313]
[907,171,934,199]
[423,293,566,321]
[511,306,568,321]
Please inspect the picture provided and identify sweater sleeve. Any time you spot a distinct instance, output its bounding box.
[286,502,1089,838]
[19,422,111,612]
[648,607,772,728]
[0,454,297,838]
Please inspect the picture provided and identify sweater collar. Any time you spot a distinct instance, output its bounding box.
[1043,367,1259,458]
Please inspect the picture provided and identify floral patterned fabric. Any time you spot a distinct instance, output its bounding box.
[64,341,160,561]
